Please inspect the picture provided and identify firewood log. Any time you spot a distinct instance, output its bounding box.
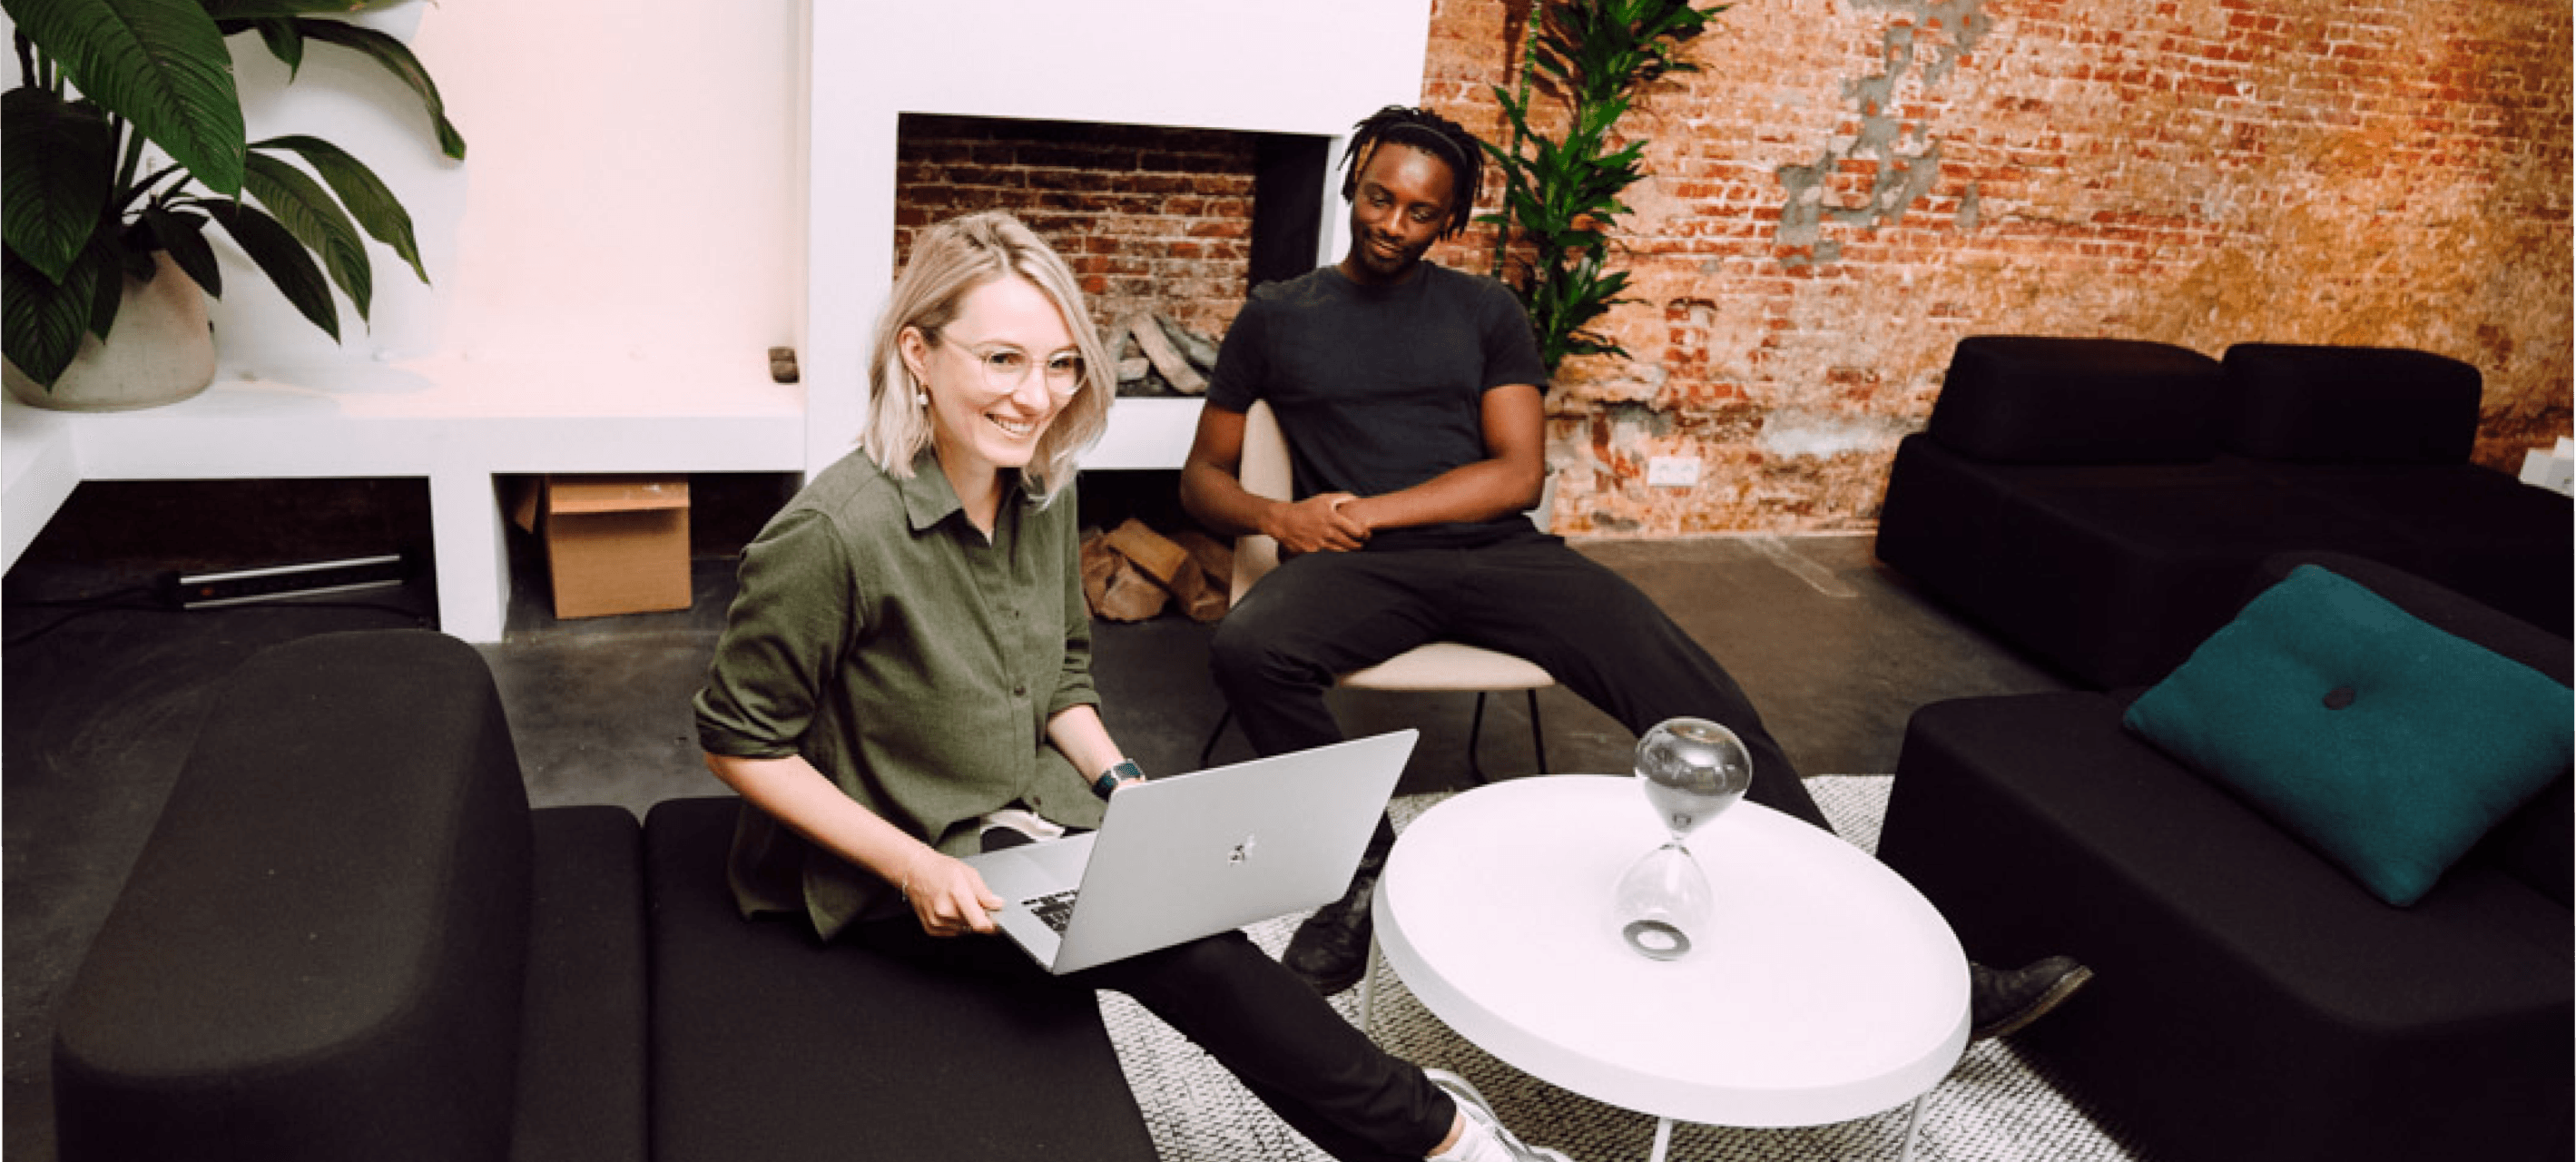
[1092,557,1169,622]
[1170,528,1234,600]
[1127,314,1207,395]
[1102,517,1189,587]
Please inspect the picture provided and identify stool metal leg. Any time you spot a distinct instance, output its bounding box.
[1462,689,1547,786]
[1198,708,1233,768]
[1359,928,1381,1034]
[1526,688,1547,773]
[1464,693,1490,784]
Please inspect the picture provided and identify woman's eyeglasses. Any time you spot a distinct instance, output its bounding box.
[941,334,1085,399]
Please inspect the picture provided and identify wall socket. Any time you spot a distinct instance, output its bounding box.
[1646,456,1701,487]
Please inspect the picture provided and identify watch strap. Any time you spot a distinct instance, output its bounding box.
[1092,759,1143,798]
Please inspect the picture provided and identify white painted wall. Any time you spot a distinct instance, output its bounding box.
[212,0,1434,470]
[185,3,804,381]
[5,2,1430,477]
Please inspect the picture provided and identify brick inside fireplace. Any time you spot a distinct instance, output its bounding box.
[890,113,1329,348]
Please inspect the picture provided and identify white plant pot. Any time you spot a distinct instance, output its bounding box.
[4,251,218,412]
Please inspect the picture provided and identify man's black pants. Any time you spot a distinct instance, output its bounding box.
[1208,532,1832,832]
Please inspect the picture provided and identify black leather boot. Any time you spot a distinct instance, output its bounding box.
[1970,955,2094,1040]
[1283,815,1397,996]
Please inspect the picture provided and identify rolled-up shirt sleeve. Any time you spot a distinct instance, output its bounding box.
[694,507,856,759]
[1046,506,1100,724]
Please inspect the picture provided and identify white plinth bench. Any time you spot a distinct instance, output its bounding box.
[2,362,1203,642]
[2,355,806,643]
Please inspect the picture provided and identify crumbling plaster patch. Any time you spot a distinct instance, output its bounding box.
[1558,0,1995,533]
[1776,0,1993,258]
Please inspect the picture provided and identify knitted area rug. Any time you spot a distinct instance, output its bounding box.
[1098,775,2141,1162]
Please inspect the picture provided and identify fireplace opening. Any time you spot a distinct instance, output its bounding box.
[892,113,1329,395]
[892,113,1332,623]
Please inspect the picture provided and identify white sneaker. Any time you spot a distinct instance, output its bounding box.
[1423,1068,1572,1162]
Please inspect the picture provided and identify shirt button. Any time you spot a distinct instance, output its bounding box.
[1013,684,1027,697]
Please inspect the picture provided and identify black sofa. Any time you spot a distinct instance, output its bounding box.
[1876,336,2571,689]
[50,630,1157,1162]
[1877,552,2572,1162]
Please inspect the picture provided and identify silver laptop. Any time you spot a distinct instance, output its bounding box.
[965,730,1417,974]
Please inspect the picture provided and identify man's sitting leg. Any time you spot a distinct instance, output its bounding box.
[1283,814,1396,994]
[1214,538,2093,1031]
[1206,551,1458,995]
[1431,539,2093,1034]
[1209,550,1451,760]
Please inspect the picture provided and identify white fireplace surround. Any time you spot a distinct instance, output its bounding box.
[800,1,1434,474]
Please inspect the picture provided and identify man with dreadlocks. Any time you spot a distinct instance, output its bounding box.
[1182,105,2089,1039]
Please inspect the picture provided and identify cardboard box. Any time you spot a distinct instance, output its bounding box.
[513,475,693,619]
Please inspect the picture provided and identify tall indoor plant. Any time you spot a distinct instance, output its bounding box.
[1482,0,1716,372]
[3,0,463,406]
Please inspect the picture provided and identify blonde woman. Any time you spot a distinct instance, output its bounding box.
[693,212,1568,1162]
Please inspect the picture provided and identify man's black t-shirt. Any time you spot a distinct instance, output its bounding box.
[1204,263,1550,551]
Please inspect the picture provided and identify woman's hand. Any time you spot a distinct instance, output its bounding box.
[703,752,1008,937]
[900,848,1008,938]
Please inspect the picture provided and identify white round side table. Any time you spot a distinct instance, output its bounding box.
[1368,774,1969,1162]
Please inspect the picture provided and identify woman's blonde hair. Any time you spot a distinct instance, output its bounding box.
[860,212,1113,504]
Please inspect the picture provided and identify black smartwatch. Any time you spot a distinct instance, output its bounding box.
[1092,759,1143,799]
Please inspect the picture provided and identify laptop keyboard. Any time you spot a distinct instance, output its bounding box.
[1027,889,1079,934]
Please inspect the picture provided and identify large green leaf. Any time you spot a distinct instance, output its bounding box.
[257,133,423,281]
[86,230,134,337]
[295,18,464,160]
[202,0,377,16]
[241,148,368,321]
[5,0,246,195]
[3,86,117,282]
[205,199,338,339]
[246,16,303,75]
[140,202,221,295]
[4,243,103,387]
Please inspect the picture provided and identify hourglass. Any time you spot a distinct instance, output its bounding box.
[1610,717,1753,960]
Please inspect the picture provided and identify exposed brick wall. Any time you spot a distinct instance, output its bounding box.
[888,4,2568,536]
[891,114,1256,342]
[1419,0,2573,534]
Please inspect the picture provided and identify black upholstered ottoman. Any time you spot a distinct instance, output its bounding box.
[643,796,1158,1162]
[1876,556,2573,1162]
[1877,335,2572,688]
[51,630,647,1162]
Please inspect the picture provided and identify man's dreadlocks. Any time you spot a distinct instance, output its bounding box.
[1339,105,1486,239]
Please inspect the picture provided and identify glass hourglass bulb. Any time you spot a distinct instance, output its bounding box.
[1636,716,1753,843]
[1611,717,1752,960]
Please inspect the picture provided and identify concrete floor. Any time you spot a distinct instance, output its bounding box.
[1,532,2064,1160]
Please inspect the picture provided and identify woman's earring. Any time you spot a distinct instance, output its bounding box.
[910,376,928,408]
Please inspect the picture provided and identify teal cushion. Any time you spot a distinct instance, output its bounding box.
[2124,565,2574,906]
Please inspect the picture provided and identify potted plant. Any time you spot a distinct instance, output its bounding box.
[1482,0,1716,372]
[3,0,463,409]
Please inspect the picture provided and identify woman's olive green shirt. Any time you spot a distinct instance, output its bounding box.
[693,448,1106,941]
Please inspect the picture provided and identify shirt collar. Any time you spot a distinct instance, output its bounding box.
[896,448,1032,534]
